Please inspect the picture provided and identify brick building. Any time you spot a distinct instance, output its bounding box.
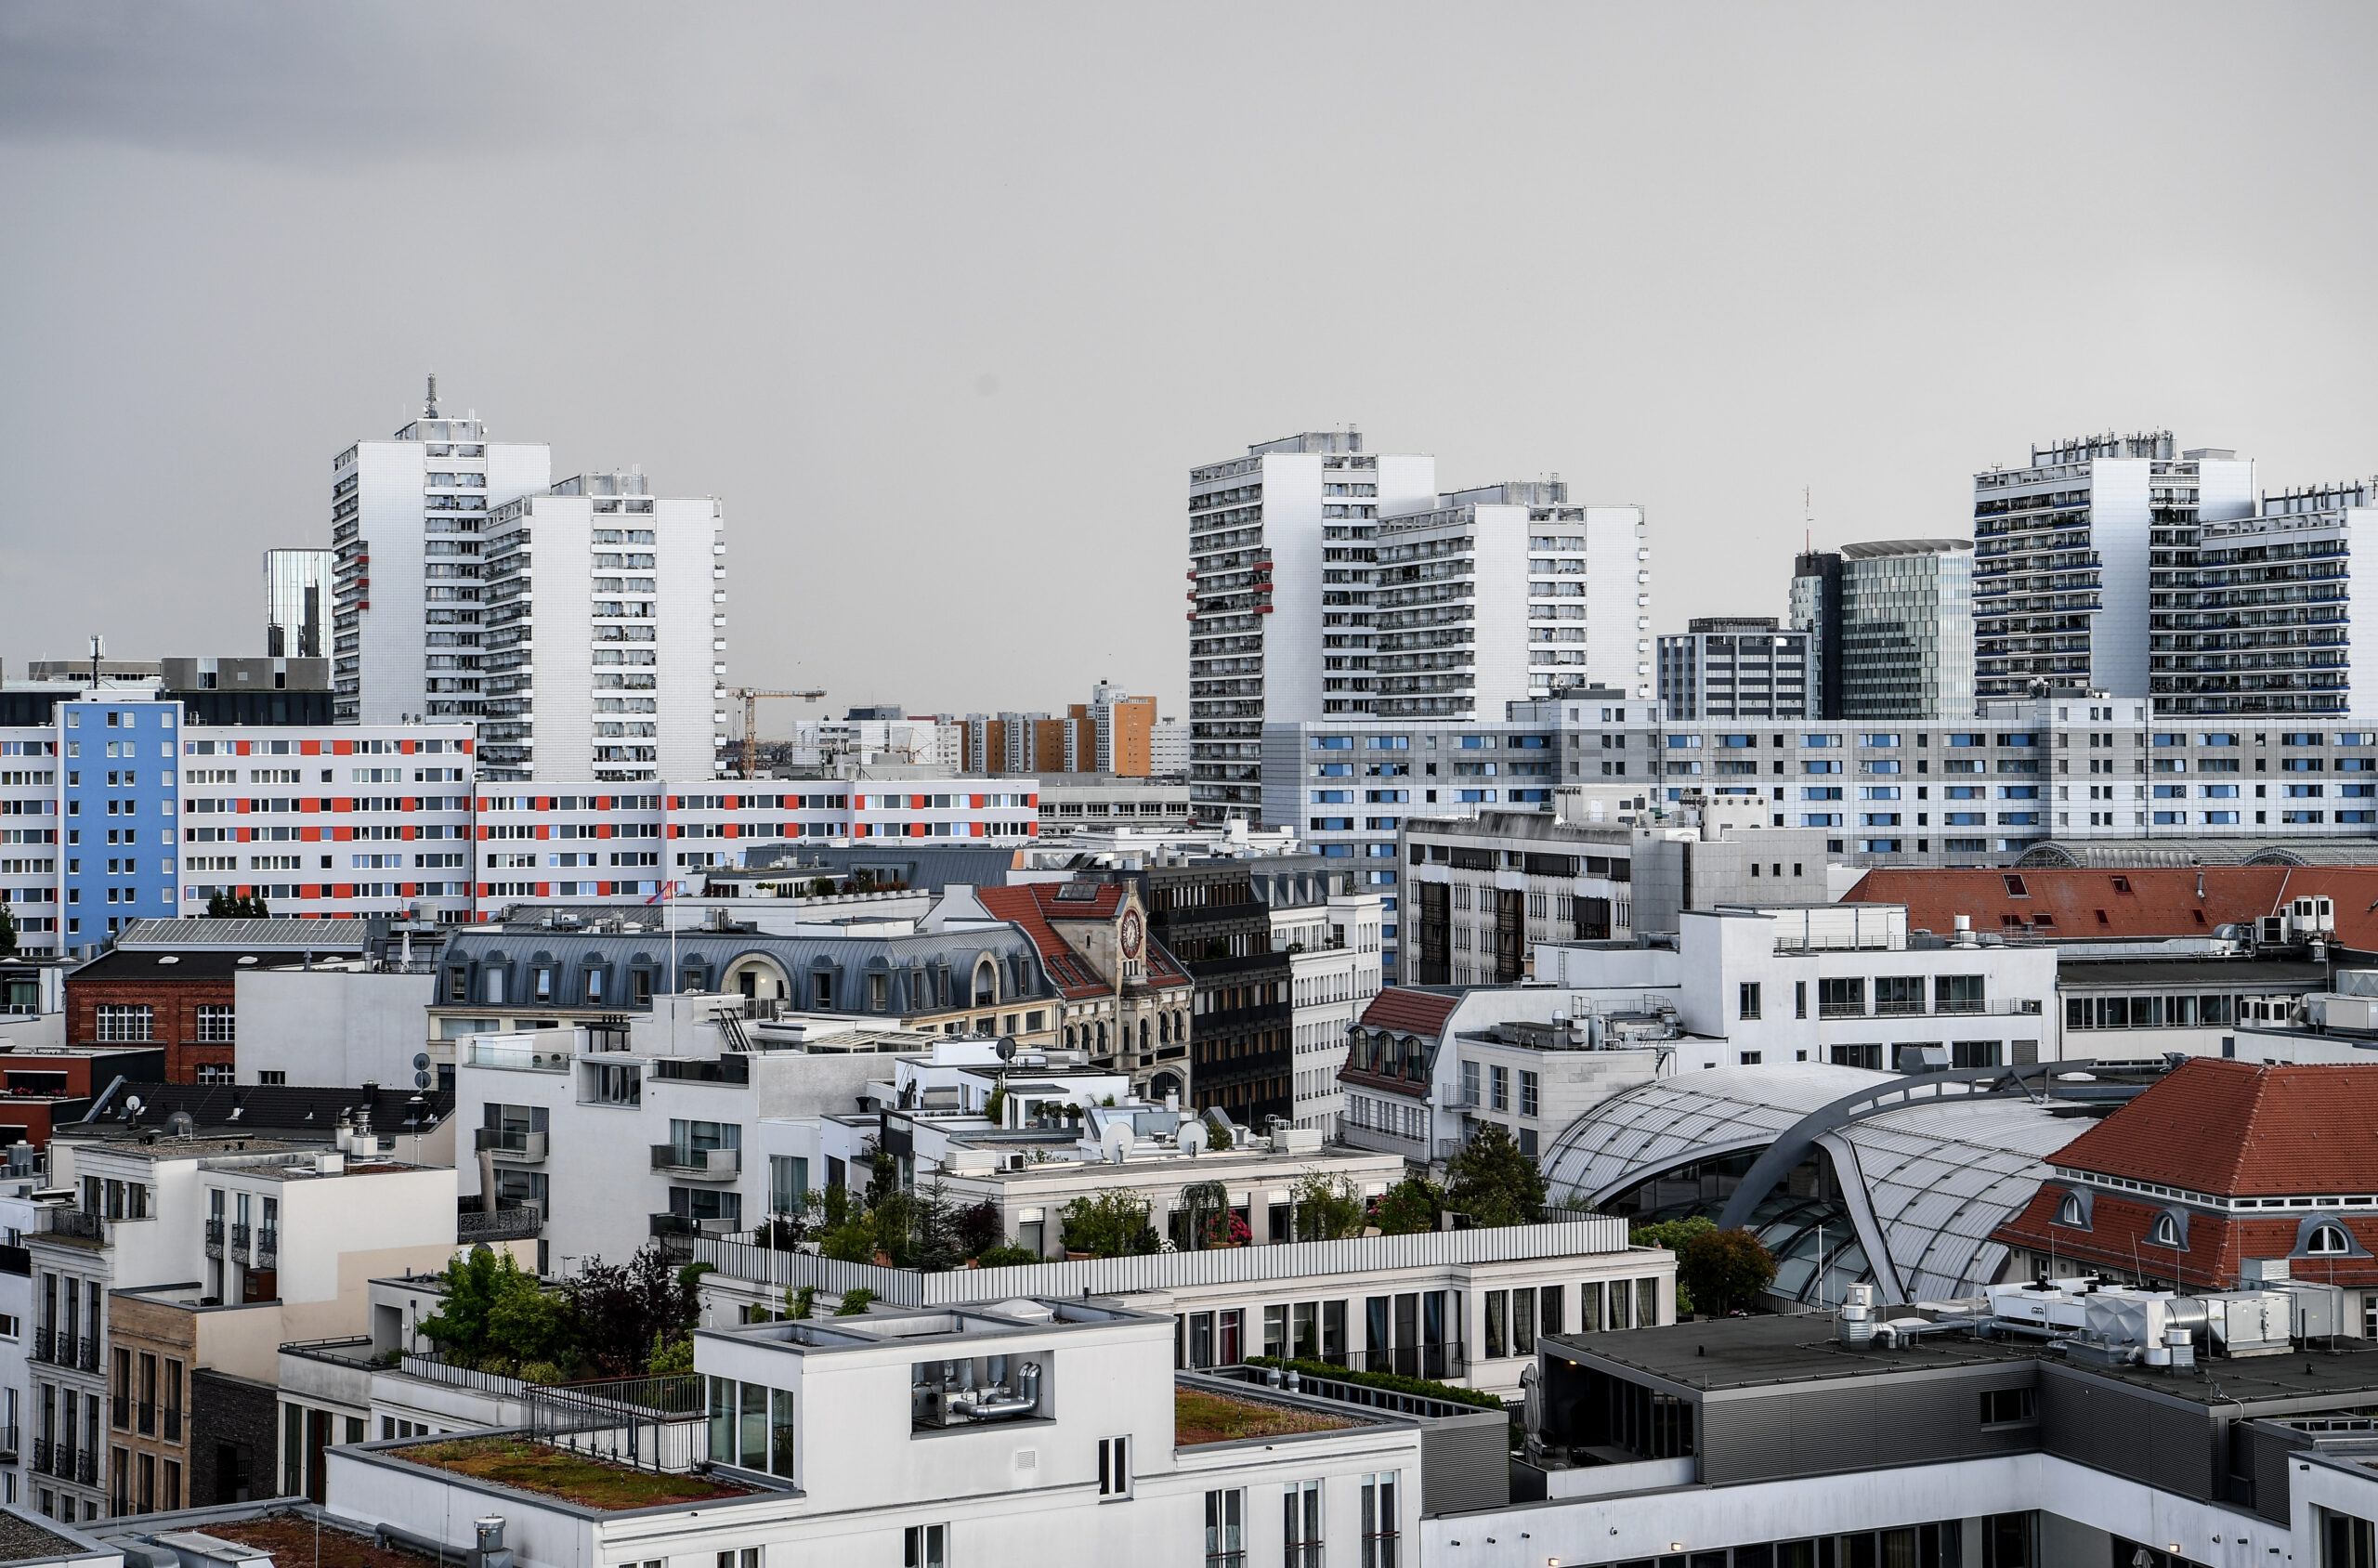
[62,921,372,1084]
[0,1048,165,1148]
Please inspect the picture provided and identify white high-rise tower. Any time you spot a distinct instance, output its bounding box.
[332,378,553,723]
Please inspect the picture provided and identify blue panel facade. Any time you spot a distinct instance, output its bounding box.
[59,699,178,955]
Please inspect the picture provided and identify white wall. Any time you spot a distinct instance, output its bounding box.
[235,968,435,1088]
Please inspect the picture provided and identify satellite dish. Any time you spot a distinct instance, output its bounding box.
[1178,1122,1205,1157]
[995,1037,1017,1063]
[1101,1121,1133,1165]
[414,1070,434,1090]
[412,1052,431,1072]
[124,1095,143,1116]
[163,1111,196,1138]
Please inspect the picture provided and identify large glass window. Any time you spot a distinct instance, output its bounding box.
[1360,1473,1398,1568]
[1205,1490,1246,1568]
[1284,1481,1323,1568]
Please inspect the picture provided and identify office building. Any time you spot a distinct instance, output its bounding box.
[964,686,1157,779]
[477,468,727,782]
[261,549,333,660]
[1972,429,2256,702]
[1187,430,1440,826]
[332,379,554,725]
[2153,477,2378,715]
[1373,480,1649,721]
[1790,540,1976,719]
[1656,617,1813,721]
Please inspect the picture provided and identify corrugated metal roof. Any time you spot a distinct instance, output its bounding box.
[113,919,372,951]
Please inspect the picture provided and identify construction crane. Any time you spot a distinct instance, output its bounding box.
[737,687,827,778]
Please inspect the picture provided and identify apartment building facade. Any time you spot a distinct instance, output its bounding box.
[478,469,725,783]
[1972,430,2256,702]
[2154,477,2378,715]
[1656,617,1813,722]
[331,380,555,725]
[1789,540,1975,719]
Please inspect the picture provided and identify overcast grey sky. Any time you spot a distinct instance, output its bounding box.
[3,3,2374,726]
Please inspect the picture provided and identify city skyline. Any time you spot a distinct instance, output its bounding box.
[7,7,2378,720]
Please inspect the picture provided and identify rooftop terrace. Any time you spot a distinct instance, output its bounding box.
[394,1435,756,1510]
[1174,1384,1357,1446]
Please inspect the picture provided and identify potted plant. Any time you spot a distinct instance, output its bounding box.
[1203,1209,1251,1249]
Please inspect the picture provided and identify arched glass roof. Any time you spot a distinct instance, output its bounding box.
[1544,1063,2097,1306]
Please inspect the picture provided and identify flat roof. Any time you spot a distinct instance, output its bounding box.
[1555,1313,2378,1408]
[0,1510,105,1565]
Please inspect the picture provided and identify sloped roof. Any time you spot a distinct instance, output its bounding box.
[1355,988,1464,1038]
[1840,866,2378,944]
[974,882,1188,1000]
[1995,1183,2378,1290]
[2043,1056,2378,1196]
[112,918,372,952]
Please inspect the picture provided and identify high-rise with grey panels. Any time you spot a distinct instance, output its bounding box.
[1791,540,1974,720]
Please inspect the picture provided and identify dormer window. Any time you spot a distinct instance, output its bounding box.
[2307,1222,2352,1255]
[2055,1192,2087,1229]
[2149,1213,2181,1248]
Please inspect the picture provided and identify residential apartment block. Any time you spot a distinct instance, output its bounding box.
[1656,617,1813,721]
[479,469,725,783]
[2153,477,2378,715]
[1972,430,2255,701]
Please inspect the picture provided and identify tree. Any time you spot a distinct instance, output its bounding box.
[416,1248,559,1369]
[0,903,16,957]
[1443,1124,1547,1227]
[565,1245,701,1378]
[205,891,269,919]
[1678,1227,1777,1315]
[1369,1177,1443,1235]
[1628,1216,1717,1252]
[1289,1170,1366,1242]
[954,1200,1005,1261]
[1058,1188,1160,1258]
[834,1287,880,1316]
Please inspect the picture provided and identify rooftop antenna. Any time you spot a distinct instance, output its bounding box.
[424,374,439,417]
[1804,486,1812,555]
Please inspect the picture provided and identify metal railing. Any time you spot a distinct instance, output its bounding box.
[32,1327,51,1365]
[31,1438,48,1472]
[46,1209,104,1244]
[203,1217,224,1257]
[522,1373,709,1474]
[650,1145,739,1178]
[257,1229,278,1267]
[80,1335,98,1372]
[0,1425,18,1462]
[477,1128,549,1161]
[77,1452,95,1486]
[230,1222,251,1250]
[458,1203,542,1243]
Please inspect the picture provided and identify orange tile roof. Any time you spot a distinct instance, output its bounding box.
[1356,988,1463,1038]
[2041,1056,2378,1196]
[1844,865,2378,947]
[976,882,1188,1000]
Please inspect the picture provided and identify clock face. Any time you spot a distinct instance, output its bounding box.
[1119,908,1143,959]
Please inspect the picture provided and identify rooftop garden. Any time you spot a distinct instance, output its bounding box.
[203,1515,446,1568]
[395,1435,752,1509]
[1174,1386,1354,1446]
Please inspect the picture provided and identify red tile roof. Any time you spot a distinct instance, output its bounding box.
[1845,866,2378,949]
[1995,1183,2378,1290]
[1355,988,1463,1038]
[2042,1056,2378,1196]
[976,882,1189,1000]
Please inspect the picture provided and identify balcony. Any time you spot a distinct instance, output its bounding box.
[203,1217,224,1258]
[230,1222,252,1254]
[257,1229,278,1269]
[45,1208,104,1246]
[31,1439,49,1474]
[51,1443,73,1480]
[477,1128,549,1163]
[650,1145,739,1179]
[31,1327,52,1365]
[458,1201,542,1244]
[649,1212,739,1238]
[80,1335,98,1373]
[77,1452,94,1486]
[0,1424,17,1465]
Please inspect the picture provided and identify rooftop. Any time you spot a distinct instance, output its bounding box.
[2045,1056,2378,1196]
[393,1435,757,1510]
[1556,1311,2378,1409]
[111,919,373,953]
[0,1511,104,1566]
[1173,1382,1357,1446]
[173,1513,438,1568]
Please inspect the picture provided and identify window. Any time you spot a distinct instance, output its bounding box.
[1484,1290,1507,1358]
[2308,1223,2353,1256]
[1518,1070,1538,1118]
[1205,1490,1246,1568]
[1979,1388,2036,1426]
[194,1005,235,1043]
[2149,1212,2182,1248]
[1794,980,1806,1019]
[2324,1510,2376,1568]
[2055,1192,2088,1229]
[255,1069,286,1087]
[767,1156,808,1217]
[1738,981,1760,1020]
[1817,977,1865,1018]
[1361,1473,1399,1568]
[1489,1065,1509,1113]
[1284,1481,1323,1568]
[1459,1061,1478,1107]
[1097,1435,1130,1497]
[905,1526,948,1568]
[716,1551,759,1568]
[94,1004,153,1042]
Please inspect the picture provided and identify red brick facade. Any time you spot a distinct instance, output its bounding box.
[64,971,235,1083]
